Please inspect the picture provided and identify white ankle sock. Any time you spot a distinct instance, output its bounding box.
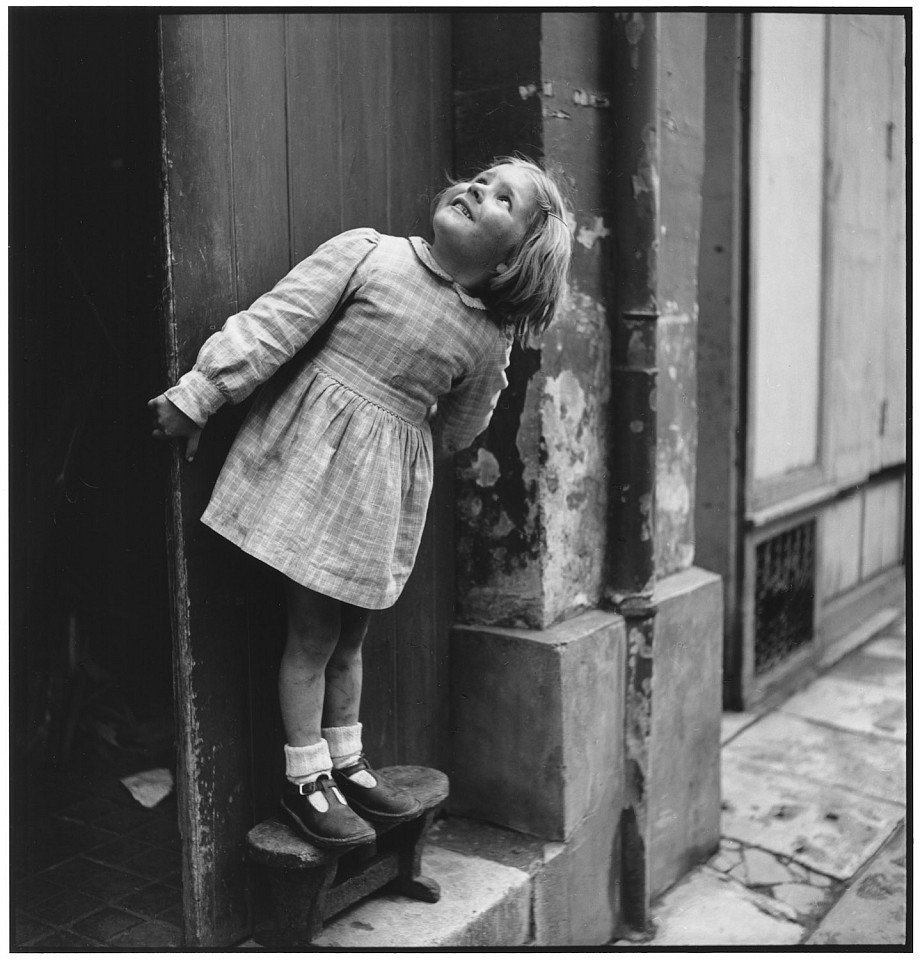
[285,740,340,812]
[322,722,376,788]
[285,740,333,785]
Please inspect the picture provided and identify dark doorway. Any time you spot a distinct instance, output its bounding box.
[10,10,182,948]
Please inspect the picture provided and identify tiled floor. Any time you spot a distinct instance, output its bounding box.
[13,771,183,949]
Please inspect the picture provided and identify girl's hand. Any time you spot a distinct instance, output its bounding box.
[148,395,202,462]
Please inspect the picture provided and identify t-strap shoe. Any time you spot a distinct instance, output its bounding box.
[331,756,422,824]
[280,774,376,848]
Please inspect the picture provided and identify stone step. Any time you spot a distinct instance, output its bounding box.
[313,843,533,948]
[240,817,549,949]
[241,814,624,948]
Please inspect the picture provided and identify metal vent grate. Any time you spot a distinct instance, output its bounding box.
[754,520,816,675]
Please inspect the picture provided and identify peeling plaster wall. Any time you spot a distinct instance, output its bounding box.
[654,14,706,577]
[656,314,697,574]
[540,293,612,623]
[453,11,614,628]
[455,341,545,627]
[538,13,614,625]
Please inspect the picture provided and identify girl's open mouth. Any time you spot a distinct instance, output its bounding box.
[450,197,473,220]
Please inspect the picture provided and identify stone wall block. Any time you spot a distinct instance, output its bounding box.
[649,567,724,896]
[449,610,626,841]
[533,804,622,945]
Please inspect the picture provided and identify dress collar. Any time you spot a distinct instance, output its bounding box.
[408,237,488,311]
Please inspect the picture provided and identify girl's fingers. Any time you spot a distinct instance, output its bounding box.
[149,395,199,461]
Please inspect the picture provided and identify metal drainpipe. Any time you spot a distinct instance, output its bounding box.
[607,11,660,936]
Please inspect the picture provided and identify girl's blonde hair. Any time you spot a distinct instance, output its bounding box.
[435,155,573,342]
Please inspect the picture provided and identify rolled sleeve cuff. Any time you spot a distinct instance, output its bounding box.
[164,371,227,428]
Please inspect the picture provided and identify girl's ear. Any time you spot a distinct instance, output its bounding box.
[494,262,509,275]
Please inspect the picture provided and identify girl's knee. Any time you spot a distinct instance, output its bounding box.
[284,579,341,658]
[338,604,372,652]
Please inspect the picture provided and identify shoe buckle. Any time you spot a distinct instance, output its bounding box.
[296,775,331,796]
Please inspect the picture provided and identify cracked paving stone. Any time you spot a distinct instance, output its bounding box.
[721,754,904,879]
[709,851,739,873]
[724,711,905,803]
[728,860,749,884]
[709,840,744,873]
[771,881,836,919]
[743,847,796,887]
[644,867,804,946]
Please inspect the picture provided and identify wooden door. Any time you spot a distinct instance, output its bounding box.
[747,13,827,501]
[824,14,907,484]
[159,12,453,946]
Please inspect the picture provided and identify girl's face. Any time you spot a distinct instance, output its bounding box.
[431,164,539,283]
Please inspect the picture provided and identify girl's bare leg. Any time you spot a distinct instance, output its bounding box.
[322,603,372,729]
[279,580,343,747]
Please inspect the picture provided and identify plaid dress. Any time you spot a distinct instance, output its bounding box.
[165,229,512,608]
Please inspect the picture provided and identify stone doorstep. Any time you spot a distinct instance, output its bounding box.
[314,843,532,948]
[243,819,550,949]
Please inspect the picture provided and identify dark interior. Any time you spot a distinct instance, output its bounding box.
[11,8,173,825]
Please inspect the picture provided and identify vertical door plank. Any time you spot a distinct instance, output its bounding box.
[338,13,392,230]
[360,607,400,768]
[228,14,291,293]
[428,13,456,774]
[428,14,454,189]
[423,14,455,773]
[388,13,436,237]
[160,14,254,947]
[825,15,895,484]
[882,17,907,468]
[225,13,293,829]
[286,13,344,260]
[389,13,437,767]
[389,14,455,768]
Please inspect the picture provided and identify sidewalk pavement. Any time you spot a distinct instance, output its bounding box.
[618,604,907,947]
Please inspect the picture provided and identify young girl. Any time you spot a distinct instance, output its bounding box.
[149,156,572,848]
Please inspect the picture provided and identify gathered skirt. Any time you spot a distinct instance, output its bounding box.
[201,361,434,609]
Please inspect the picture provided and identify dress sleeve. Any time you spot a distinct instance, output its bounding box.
[430,330,513,459]
[164,228,379,426]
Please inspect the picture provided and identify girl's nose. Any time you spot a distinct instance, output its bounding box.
[467,183,484,203]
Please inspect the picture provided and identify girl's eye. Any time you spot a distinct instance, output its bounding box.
[499,196,511,208]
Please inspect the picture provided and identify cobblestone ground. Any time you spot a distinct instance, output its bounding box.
[13,771,183,949]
